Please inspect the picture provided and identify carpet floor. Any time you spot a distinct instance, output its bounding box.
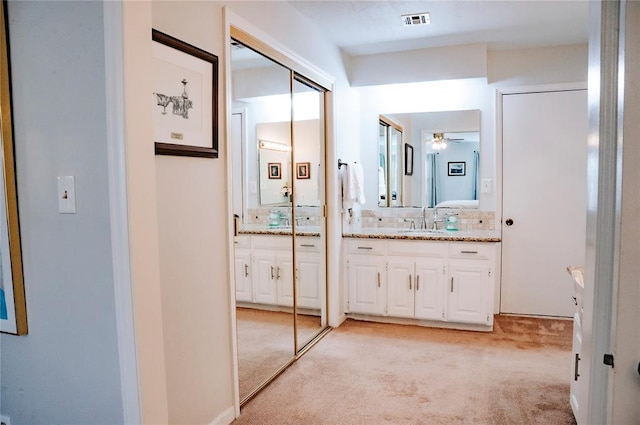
[233,315,576,425]
[237,307,324,399]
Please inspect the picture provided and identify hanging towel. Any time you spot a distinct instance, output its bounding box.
[342,162,366,210]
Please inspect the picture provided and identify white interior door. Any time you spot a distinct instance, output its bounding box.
[501,89,587,317]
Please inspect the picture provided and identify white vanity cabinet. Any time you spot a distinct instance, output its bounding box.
[446,243,494,325]
[386,241,447,320]
[234,248,253,302]
[346,238,498,328]
[243,235,293,306]
[234,235,253,302]
[295,237,323,309]
[346,240,387,315]
[234,234,323,309]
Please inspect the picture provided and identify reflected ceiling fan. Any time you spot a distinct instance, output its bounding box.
[429,132,465,150]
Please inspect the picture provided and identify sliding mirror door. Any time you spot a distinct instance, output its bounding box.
[291,76,326,352]
[230,33,329,404]
[231,40,295,403]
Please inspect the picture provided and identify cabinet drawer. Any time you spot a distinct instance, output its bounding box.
[296,237,321,252]
[234,235,251,248]
[448,243,494,260]
[347,239,386,255]
[252,235,291,250]
[388,240,447,258]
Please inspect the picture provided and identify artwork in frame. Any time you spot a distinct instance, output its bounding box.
[296,162,311,179]
[0,3,27,335]
[268,162,282,179]
[404,143,414,176]
[448,161,466,176]
[151,29,219,158]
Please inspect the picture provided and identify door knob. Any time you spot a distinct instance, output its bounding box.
[505,218,514,226]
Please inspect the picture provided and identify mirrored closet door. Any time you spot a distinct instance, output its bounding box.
[230,32,328,405]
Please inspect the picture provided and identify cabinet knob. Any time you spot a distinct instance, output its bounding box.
[505,218,514,226]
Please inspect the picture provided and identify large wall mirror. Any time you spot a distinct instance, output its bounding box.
[230,30,328,405]
[378,109,480,208]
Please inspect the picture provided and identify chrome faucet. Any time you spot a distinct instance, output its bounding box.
[421,206,428,230]
[431,207,444,231]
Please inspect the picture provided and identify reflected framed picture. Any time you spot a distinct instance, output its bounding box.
[268,162,282,179]
[151,29,219,158]
[404,143,414,176]
[296,162,310,179]
[448,161,466,176]
[0,3,27,335]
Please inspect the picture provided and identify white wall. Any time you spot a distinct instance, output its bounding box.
[0,2,124,423]
[151,2,233,424]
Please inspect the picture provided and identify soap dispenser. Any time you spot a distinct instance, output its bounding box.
[445,214,458,231]
[268,210,280,227]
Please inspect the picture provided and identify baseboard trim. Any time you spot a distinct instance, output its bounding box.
[208,406,235,425]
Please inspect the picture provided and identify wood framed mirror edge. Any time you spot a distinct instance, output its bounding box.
[0,1,27,335]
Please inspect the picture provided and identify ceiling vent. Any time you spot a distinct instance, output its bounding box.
[401,12,430,26]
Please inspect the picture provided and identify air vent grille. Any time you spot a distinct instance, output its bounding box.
[401,12,430,26]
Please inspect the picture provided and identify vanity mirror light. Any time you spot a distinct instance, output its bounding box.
[378,109,480,208]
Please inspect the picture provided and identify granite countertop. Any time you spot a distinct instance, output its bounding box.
[238,224,320,237]
[342,227,501,242]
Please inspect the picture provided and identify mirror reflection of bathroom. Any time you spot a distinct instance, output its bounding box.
[230,34,328,404]
[377,109,480,209]
[231,39,295,403]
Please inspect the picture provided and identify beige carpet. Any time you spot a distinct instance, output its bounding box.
[237,308,324,399]
[233,315,576,425]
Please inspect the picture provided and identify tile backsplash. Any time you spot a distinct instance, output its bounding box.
[246,206,322,227]
[343,207,495,232]
[245,206,495,232]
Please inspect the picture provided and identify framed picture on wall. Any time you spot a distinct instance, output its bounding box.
[151,29,219,158]
[0,4,27,335]
[448,161,466,176]
[404,143,414,176]
[296,162,311,179]
[268,162,282,179]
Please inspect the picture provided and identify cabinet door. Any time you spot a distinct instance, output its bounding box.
[387,258,415,318]
[570,312,582,419]
[277,252,294,307]
[347,255,386,315]
[414,259,446,321]
[234,249,253,302]
[253,251,278,305]
[447,261,491,324]
[296,252,321,310]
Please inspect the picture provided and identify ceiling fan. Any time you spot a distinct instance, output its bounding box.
[429,132,465,150]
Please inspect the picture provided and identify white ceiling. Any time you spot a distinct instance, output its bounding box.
[288,0,590,57]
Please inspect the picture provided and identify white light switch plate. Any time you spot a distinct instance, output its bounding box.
[57,176,76,214]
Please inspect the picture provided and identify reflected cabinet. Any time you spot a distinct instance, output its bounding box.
[229,30,329,405]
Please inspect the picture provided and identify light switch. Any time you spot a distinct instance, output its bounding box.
[57,176,76,214]
[481,179,492,193]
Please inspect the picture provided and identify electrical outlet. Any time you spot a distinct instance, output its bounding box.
[481,178,492,193]
[1,414,11,425]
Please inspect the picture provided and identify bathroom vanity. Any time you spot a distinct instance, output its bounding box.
[234,227,324,311]
[343,229,501,331]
